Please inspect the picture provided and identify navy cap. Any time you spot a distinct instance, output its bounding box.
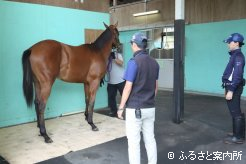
[223,33,244,44]
[130,32,147,46]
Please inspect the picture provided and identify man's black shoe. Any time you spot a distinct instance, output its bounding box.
[109,112,117,117]
[224,136,245,144]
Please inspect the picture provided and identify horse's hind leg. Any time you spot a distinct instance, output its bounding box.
[34,100,40,128]
[37,101,53,143]
[34,82,41,128]
[36,82,53,143]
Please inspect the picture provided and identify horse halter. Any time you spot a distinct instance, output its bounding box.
[106,23,120,49]
[110,26,120,49]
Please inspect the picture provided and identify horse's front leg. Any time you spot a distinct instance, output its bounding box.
[84,84,89,121]
[87,101,98,131]
[86,81,99,131]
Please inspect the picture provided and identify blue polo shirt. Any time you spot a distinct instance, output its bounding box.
[124,50,159,108]
[124,59,138,82]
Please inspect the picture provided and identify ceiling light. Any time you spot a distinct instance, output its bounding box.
[133,10,159,17]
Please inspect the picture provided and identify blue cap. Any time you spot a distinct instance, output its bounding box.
[130,32,147,46]
[223,33,244,43]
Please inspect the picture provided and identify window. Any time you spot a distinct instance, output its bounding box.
[148,27,174,59]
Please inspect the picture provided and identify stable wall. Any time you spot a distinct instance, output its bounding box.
[119,19,246,97]
[111,0,246,31]
[0,1,109,127]
[185,19,246,96]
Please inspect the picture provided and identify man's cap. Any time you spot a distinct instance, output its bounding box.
[223,33,244,44]
[130,32,147,46]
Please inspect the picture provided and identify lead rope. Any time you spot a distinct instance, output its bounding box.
[105,54,113,82]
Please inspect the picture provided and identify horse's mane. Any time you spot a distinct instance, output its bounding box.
[93,28,113,49]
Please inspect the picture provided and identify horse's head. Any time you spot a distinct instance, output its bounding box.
[104,22,120,49]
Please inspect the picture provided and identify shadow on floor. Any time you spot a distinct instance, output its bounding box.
[0,156,9,164]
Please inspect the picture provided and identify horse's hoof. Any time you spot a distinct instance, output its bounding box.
[92,127,99,131]
[44,136,53,143]
[45,138,53,143]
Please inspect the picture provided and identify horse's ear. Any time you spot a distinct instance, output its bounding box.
[103,22,109,28]
[114,21,118,27]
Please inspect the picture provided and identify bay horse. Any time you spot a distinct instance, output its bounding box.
[22,22,120,143]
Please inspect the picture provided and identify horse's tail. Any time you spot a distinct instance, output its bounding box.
[22,49,34,107]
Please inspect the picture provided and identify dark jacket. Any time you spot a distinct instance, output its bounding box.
[222,48,245,92]
[126,50,159,108]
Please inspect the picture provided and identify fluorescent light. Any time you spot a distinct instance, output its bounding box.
[133,10,159,17]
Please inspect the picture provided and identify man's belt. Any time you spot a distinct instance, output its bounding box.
[221,79,245,88]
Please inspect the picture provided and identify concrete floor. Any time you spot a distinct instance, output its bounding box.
[1,90,246,164]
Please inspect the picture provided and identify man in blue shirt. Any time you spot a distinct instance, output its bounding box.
[118,32,159,164]
[222,33,245,144]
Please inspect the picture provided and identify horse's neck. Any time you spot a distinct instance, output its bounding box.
[93,28,114,61]
[91,41,112,62]
[101,44,112,62]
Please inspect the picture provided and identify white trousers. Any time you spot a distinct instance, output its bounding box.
[125,108,157,164]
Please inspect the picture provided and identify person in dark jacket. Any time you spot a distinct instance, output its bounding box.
[117,32,159,164]
[222,33,245,144]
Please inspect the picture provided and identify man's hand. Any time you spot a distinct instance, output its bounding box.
[226,91,233,100]
[117,108,124,120]
[110,52,116,59]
